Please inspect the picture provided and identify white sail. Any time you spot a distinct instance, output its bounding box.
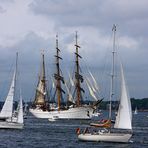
[89,71,99,92]
[87,77,97,93]
[68,72,74,86]
[52,79,55,88]
[114,64,132,130]
[134,107,138,114]
[17,95,24,124]
[0,71,16,118]
[37,78,45,95]
[85,78,98,101]
[65,81,74,103]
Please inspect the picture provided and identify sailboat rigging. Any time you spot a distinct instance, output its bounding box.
[54,34,65,111]
[77,25,133,143]
[0,52,24,129]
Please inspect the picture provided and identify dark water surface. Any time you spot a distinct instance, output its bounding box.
[0,111,147,148]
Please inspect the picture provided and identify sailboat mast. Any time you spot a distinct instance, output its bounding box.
[75,32,82,107]
[109,25,116,121]
[41,51,46,102]
[14,52,18,101]
[54,35,64,111]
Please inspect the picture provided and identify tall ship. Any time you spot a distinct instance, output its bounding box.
[30,33,99,119]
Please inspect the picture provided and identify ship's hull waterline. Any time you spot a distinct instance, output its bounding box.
[29,106,94,119]
[78,133,132,143]
[0,121,24,129]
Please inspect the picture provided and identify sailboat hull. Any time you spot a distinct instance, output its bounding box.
[78,133,132,143]
[29,106,94,119]
[0,121,24,129]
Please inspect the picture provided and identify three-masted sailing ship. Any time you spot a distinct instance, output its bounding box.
[30,33,96,119]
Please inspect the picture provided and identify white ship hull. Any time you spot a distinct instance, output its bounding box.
[78,133,132,143]
[29,106,94,119]
[0,121,24,129]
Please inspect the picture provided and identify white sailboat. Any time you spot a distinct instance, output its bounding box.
[0,53,24,129]
[134,107,138,115]
[77,25,132,143]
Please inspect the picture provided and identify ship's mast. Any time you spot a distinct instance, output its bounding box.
[74,32,84,107]
[34,50,47,108]
[109,24,116,126]
[14,52,18,101]
[41,51,46,104]
[54,35,65,111]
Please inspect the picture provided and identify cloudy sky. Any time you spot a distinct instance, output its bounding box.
[0,0,147,101]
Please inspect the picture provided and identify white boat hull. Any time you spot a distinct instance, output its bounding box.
[29,106,94,119]
[0,121,24,129]
[78,133,132,143]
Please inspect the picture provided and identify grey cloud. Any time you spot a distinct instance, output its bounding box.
[0,31,53,100]
[0,31,77,100]
[29,0,148,36]
[0,0,14,2]
[0,5,6,13]
[0,0,15,13]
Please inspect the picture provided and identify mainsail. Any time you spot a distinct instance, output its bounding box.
[0,71,16,118]
[17,95,24,124]
[114,63,132,130]
[34,53,47,106]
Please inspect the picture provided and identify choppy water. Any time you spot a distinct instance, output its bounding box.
[0,111,147,148]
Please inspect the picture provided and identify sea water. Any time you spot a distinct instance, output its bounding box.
[0,111,147,148]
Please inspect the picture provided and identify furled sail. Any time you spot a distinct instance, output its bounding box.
[114,63,132,130]
[0,71,16,118]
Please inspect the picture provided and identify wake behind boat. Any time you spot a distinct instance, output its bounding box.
[0,53,24,129]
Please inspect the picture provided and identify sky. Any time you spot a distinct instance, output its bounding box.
[0,0,147,101]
